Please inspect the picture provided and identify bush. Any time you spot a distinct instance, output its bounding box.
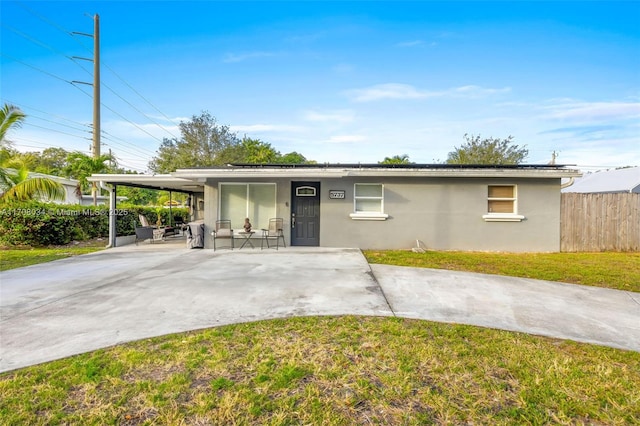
[0,201,189,247]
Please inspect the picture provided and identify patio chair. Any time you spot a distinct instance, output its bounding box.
[211,220,234,250]
[139,213,176,239]
[139,214,154,228]
[261,218,286,250]
[134,226,155,245]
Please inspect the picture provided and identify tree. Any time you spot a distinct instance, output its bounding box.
[0,104,65,202]
[31,147,70,175]
[279,151,310,164]
[149,111,317,171]
[116,185,158,206]
[149,112,240,173]
[239,138,280,163]
[446,134,528,165]
[0,157,65,202]
[380,154,412,165]
[64,152,116,205]
[0,104,26,149]
[0,104,26,193]
[218,137,281,164]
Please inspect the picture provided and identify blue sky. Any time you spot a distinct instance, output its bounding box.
[1,1,639,173]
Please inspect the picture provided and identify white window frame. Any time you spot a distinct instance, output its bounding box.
[218,183,277,229]
[350,183,389,221]
[482,184,525,222]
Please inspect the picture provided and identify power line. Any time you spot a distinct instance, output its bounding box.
[1,23,70,58]
[97,73,180,140]
[28,114,91,134]
[98,102,165,144]
[5,6,179,161]
[2,99,92,129]
[23,122,91,141]
[11,136,92,153]
[0,53,74,85]
[102,143,150,162]
[15,1,77,37]
[102,62,181,132]
[103,136,158,157]
[101,131,157,157]
[3,97,158,162]
[12,3,180,140]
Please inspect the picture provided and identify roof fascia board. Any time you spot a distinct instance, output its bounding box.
[173,168,581,179]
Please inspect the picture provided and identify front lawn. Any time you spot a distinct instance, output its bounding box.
[364,251,640,292]
[1,316,638,425]
[0,241,106,271]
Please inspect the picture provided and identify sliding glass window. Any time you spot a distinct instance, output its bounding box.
[219,183,276,229]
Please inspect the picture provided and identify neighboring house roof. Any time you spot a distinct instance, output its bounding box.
[562,167,640,193]
[89,164,581,193]
[28,172,79,187]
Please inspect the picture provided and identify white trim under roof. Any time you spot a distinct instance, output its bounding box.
[172,165,581,180]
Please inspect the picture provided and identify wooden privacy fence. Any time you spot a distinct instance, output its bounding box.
[561,193,640,252]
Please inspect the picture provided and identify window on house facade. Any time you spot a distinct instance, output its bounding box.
[483,185,525,222]
[295,186,316,196]
[219,183,276,229]
[350,183,389,220]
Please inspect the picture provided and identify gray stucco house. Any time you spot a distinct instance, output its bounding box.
[90,164,581,252]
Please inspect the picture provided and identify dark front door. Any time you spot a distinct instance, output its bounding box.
[291,182,320,246]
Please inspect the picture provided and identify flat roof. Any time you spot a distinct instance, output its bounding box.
[173,163,581,179]
[189,163,575,170]
[90,164,581,192]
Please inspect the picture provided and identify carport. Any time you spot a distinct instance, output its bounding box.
[88,174,205,247]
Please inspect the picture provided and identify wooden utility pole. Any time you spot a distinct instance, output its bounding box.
[92,14,100,159]
[71,14,101,204]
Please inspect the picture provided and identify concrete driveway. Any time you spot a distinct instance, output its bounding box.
[1,245,639,372]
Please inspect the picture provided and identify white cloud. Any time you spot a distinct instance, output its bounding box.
[542,100,640,121]
[346,83,431,102]
[231,124,305,133]
[395,40,424,47]
[327,135,366,144]
[303,109,355,123]
[451,85,511,97]
[346,83,511,102]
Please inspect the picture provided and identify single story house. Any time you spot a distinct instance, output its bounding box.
[89,163,581,252]
[561,166,640,194]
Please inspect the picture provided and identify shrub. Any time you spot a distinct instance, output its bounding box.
[0,201,189,247]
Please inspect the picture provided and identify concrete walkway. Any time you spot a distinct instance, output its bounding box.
[1,245,639,373]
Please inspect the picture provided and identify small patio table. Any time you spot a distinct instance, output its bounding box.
[237,231,255,249]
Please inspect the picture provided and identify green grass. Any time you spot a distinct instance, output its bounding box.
[364,250,640,292]
[1,316,638,425]
[1,249,638,423]
[0,244,106,271]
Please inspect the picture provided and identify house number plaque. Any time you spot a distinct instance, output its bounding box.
[329,190,345,199]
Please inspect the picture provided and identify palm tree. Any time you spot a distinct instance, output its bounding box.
[0,159,65,202]
[379,154,412,165]
[0,103,26,148]
[0,103,26,191]
[64,152,115,205]
[0,104,65,202]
